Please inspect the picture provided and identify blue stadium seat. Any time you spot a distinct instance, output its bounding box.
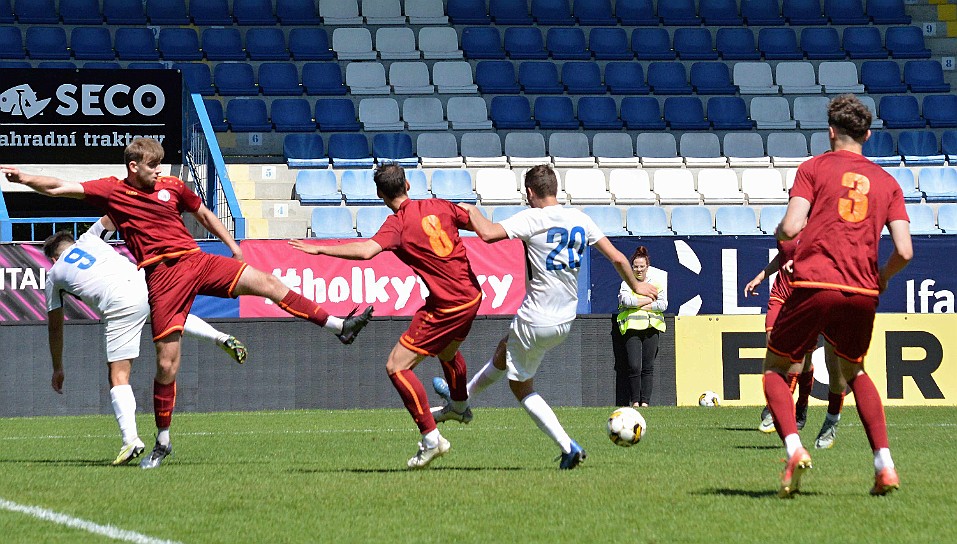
[356,207,393,237]
[461,27,505,59]
[127,62,164,69]
[114,28,159,60]
[578,97,623,129]
[906,203,942,234]
[800,27,844,60]
[0,0,11,23]
[288,28,334,61]
[373,133,418,168]
[246,28,288,61]
[707,97,754,129]
[259,63,301,96]
[583,206,628,236]
[448,0,491,24]
[825,0,869,24]
[271,98,315,132]
[302,62,347,95]
[146,0,189,24]
[671,207,715,235]
[783,0,826,24]
[674,28,718,60]
[202,28,245,61]
[626,207,672,235]
[531,0,574,25]
[284,133,326,167]
[103,0,146,24]
[923,95,957,128]
[406,170,431,199]
[25,27,69,60]
[295,169,340,205]
[492,205,526,222]
[878,96,924,129]
[842,27,888,59]
[491,95,535,129]
[664,97,710,130]
[658,0,701,25]
[519,61,563,94]
[898,131,945,166]
[213,63,258,95]
[70,39,117,64]
[226,99,271,132]
[862,131,901,166]
[562,62,605,94]
[758,206,787,233]
[647,62,692,95]
[547,27,590,60]
[574,0,614,24]
[621,97,665,130]
[716,28,761,60]
[715,207,761,235]
[699,0,743,24]
[534,96,578,129]
[158,28,201,61]
[616,0,658,25]
[605,62,650,94]
[758,28,803,60]
[884,167,922,202]
[741,0,785,25]
[174,62,215,95]
[204,99,228,131]
[861,61,906,93]
[277,0,319,24]
[14,0,58,23]
[311,207,356,239]
[885,26,932,59]
[189,0,232,25]
[60,0,103,24]
[904,60,950,93]
[476,61,520,93]
[632,28,675,61]
[233,0,276,24]
[82,61,120,69]
[0,59,28,67]
[37,61,77,69]
[430,170,478,203]
[690,62,737,94]
[937,203,957,232]
[328,134,375,168]
[316,98,361,131]
[945,131,957,163]
[919,167,957,202]
[589,28,632,60]
[868,0,910,23]
[489,0,532,24]
[504,27,547,60]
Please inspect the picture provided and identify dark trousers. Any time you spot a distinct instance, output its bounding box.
[615,327,659,406]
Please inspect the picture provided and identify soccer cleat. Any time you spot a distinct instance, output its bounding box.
[431,403,473,424]
[758,407,776,433]
[779,447,812,498]
[219,336,247,364]
[111,437,145,466]
[337,306,374,345]
[139,442,173,470]
[432,376,451,402]
[795,403,808,431]
[407,435,451,469]
[870,467,900,496]
[559,440,587,470]
[814,418,839,449]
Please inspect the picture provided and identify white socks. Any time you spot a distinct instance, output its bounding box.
[521,393,572,454]
[324,315,344,333]
[466,360,505,398]
[422,429,441,448]
[157,429,171,447]
[875,448,895,472]
[109,385,138,445]
[784,434,804,458]
[825,412,841,424]
[183,314,228,344]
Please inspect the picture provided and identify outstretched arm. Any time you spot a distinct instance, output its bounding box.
[1,167,85,198]
[458,203,508,243]
[191,204,243,261]
[744,252,782,297]
[593,237,657,300]
[289,238,384,260]
[47,308,65,394]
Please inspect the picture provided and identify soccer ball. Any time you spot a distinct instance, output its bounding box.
[698,391,721,407]
[606,407,647,447]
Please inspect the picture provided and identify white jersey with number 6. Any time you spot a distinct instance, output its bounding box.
[499,205,604,326]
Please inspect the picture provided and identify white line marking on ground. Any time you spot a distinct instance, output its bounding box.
[0,498,182,544]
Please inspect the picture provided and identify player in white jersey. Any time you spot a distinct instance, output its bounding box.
[432,165,658,469]
[43,218,247,466]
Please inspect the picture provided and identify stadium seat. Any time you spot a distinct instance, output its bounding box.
[36,61,77,69]
[825,0,869,24]
[904,60,950,93]
[474,168,524,205]
[906,203,942,234]
[759,205,788,233]
[489,0,532,24]
[476,61,519,93]
[389,61,433,94]
[626,207,672,235]
[885,26,931,59]
[680,133,727,168]
[433,61,477,94]
[333,28,376,61]
[783,0,826,24]
[355,206,393,237]
[446,96,492,130]
[490,206,526,223]
[800,27,844,60]
[560,62,604,94]
[724,132,772,167]
[884,167,923,202]
[767,133,811,167]
[430,169,478,203]
[328,134,374,168]
[316,99,360,131]
[61,0,103,24]
[226,99,271,132]
[547,27,589,60]
[83,61,121,69]
[616,0,658,25]
[25,27,69,60]
[671,207,714,235]
[114,28,159,60]
[715,207,761,235]
[284,133,326,168]
[277,0,319,24]
[504,132,549,167]
[819,61,864,93]
[574,0,615,25]
[345,62,390,95]
[405,170,431,200]
[461,27,505,59]
[741,0,785,25]
[147,0,189,24]
[700,0,743,24]
[605,62,650,94]
[564,170,612,204]
[377,28,419,60]
[593,133,640,168]
[632,28,676,61]
[302,63,346,95]
[71,31,119,61]
[621,97,665,130]
[658,0,700,24]
[776,62,822,93]
[664,97,709,130]
[311,207,356,239]
[863,131,902,166]
[0,1,10,23]
[417,133,463,168]
[403,97,448,131]
[202,28,244,61]
[373,133,417,167]
[918,167,957,202]
[861,61,906,93]
[296,170,340,205]
[898,131,945,166]
[879,96,924,129]
[204,99,228,131]
[158,28,201,61]
[750,97,796,130]
[583,207,628,236]
[362,0,403,24]
[698,169,746,204]
[733,62,778,94]
[288,28,334,61]
[590,28,632,60]
[937,203,957,233]
[758,28,803,60]
[549,132,595,167]
[233,0,276,24]
[359,97,403,131]
[419,27,463,60]
[519,62,563,94]
[860,95,884,128]
[15,0,58,23]
[246,28,288,61]
[258,63,301,96]
[675,28,719,61]
[214,63,259,95]
[0,26,23,59]
[578,97,622,130]
[340,169,380,205]
[842,27,888,59]
[637,133,684,167]
[406,0,447,24]
[923,96,957,129]
[869,0,910,23]
[188,0,231,24]
[944,131,957,164]
[742,169,788,204]
[690,62,736,94]
[647,62,692,95]
[610,170,657,204]
[531,0,574,25]
[448,0,490,24]
[707,97,754,130]
[319,0,362,24]
[491,96,535,129]
[716,28,761,60]
[272,99,315,132]
[461,133,508,167]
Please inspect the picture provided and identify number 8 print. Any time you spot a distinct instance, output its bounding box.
[421,214,454,257]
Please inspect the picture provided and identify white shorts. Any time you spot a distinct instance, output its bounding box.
[102,288,150,363]
[504,315,572,382]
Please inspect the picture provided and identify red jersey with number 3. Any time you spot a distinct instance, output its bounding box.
[788,150,908,296]
[371,198,481,309]
[81,176,203,268]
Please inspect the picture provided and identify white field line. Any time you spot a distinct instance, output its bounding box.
[0,498,182,544]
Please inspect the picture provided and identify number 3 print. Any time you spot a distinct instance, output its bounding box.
[839,172,869,223]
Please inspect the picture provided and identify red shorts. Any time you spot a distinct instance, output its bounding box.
[768,288,878,363]
[765,295,785,331]
[400,294,481,357]
[145,250,247,340]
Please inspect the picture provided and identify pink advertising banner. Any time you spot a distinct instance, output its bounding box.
[238,238,527,318]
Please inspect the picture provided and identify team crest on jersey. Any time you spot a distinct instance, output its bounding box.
[157,189,171,202]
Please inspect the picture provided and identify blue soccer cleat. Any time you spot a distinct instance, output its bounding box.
[432,376,451,402]
[559,440,587,470]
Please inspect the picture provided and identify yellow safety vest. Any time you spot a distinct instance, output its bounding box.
[617,280,666,335]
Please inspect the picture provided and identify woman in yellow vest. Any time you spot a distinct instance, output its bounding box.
[617,246,667,407]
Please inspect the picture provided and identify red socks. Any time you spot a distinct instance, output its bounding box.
[277,291,330,326]
[796,367,814,407]
[764,371,798,440]
[439,351,468,402]
[153,380,176,430]
[389,370,436,434]
[827,390,845,416]
[849,373,889,451]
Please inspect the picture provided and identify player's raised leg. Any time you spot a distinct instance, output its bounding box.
[183,314,247,364]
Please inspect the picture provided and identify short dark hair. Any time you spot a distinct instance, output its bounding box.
[523,164,558,198]
[629,246,650,266]
[373,163,407,200]
[124,137,164,166]
[42,231,75,260]
[828,94,871,141]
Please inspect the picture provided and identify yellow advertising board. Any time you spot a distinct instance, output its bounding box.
[675,314,957,406]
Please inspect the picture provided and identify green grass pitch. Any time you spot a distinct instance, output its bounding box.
[1,406,955,543]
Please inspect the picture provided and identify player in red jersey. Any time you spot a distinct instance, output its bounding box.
[289,163,481,469]
[3,138,373,469]
[762,95,912,497]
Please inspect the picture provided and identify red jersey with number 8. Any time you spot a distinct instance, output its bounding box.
[788,150,908,296]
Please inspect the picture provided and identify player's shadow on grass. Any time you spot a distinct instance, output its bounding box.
[289,466,526,474]
[697,488,821,498]
[0,459,107,467]
[723,426,767,433]
[732,444,780,450]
